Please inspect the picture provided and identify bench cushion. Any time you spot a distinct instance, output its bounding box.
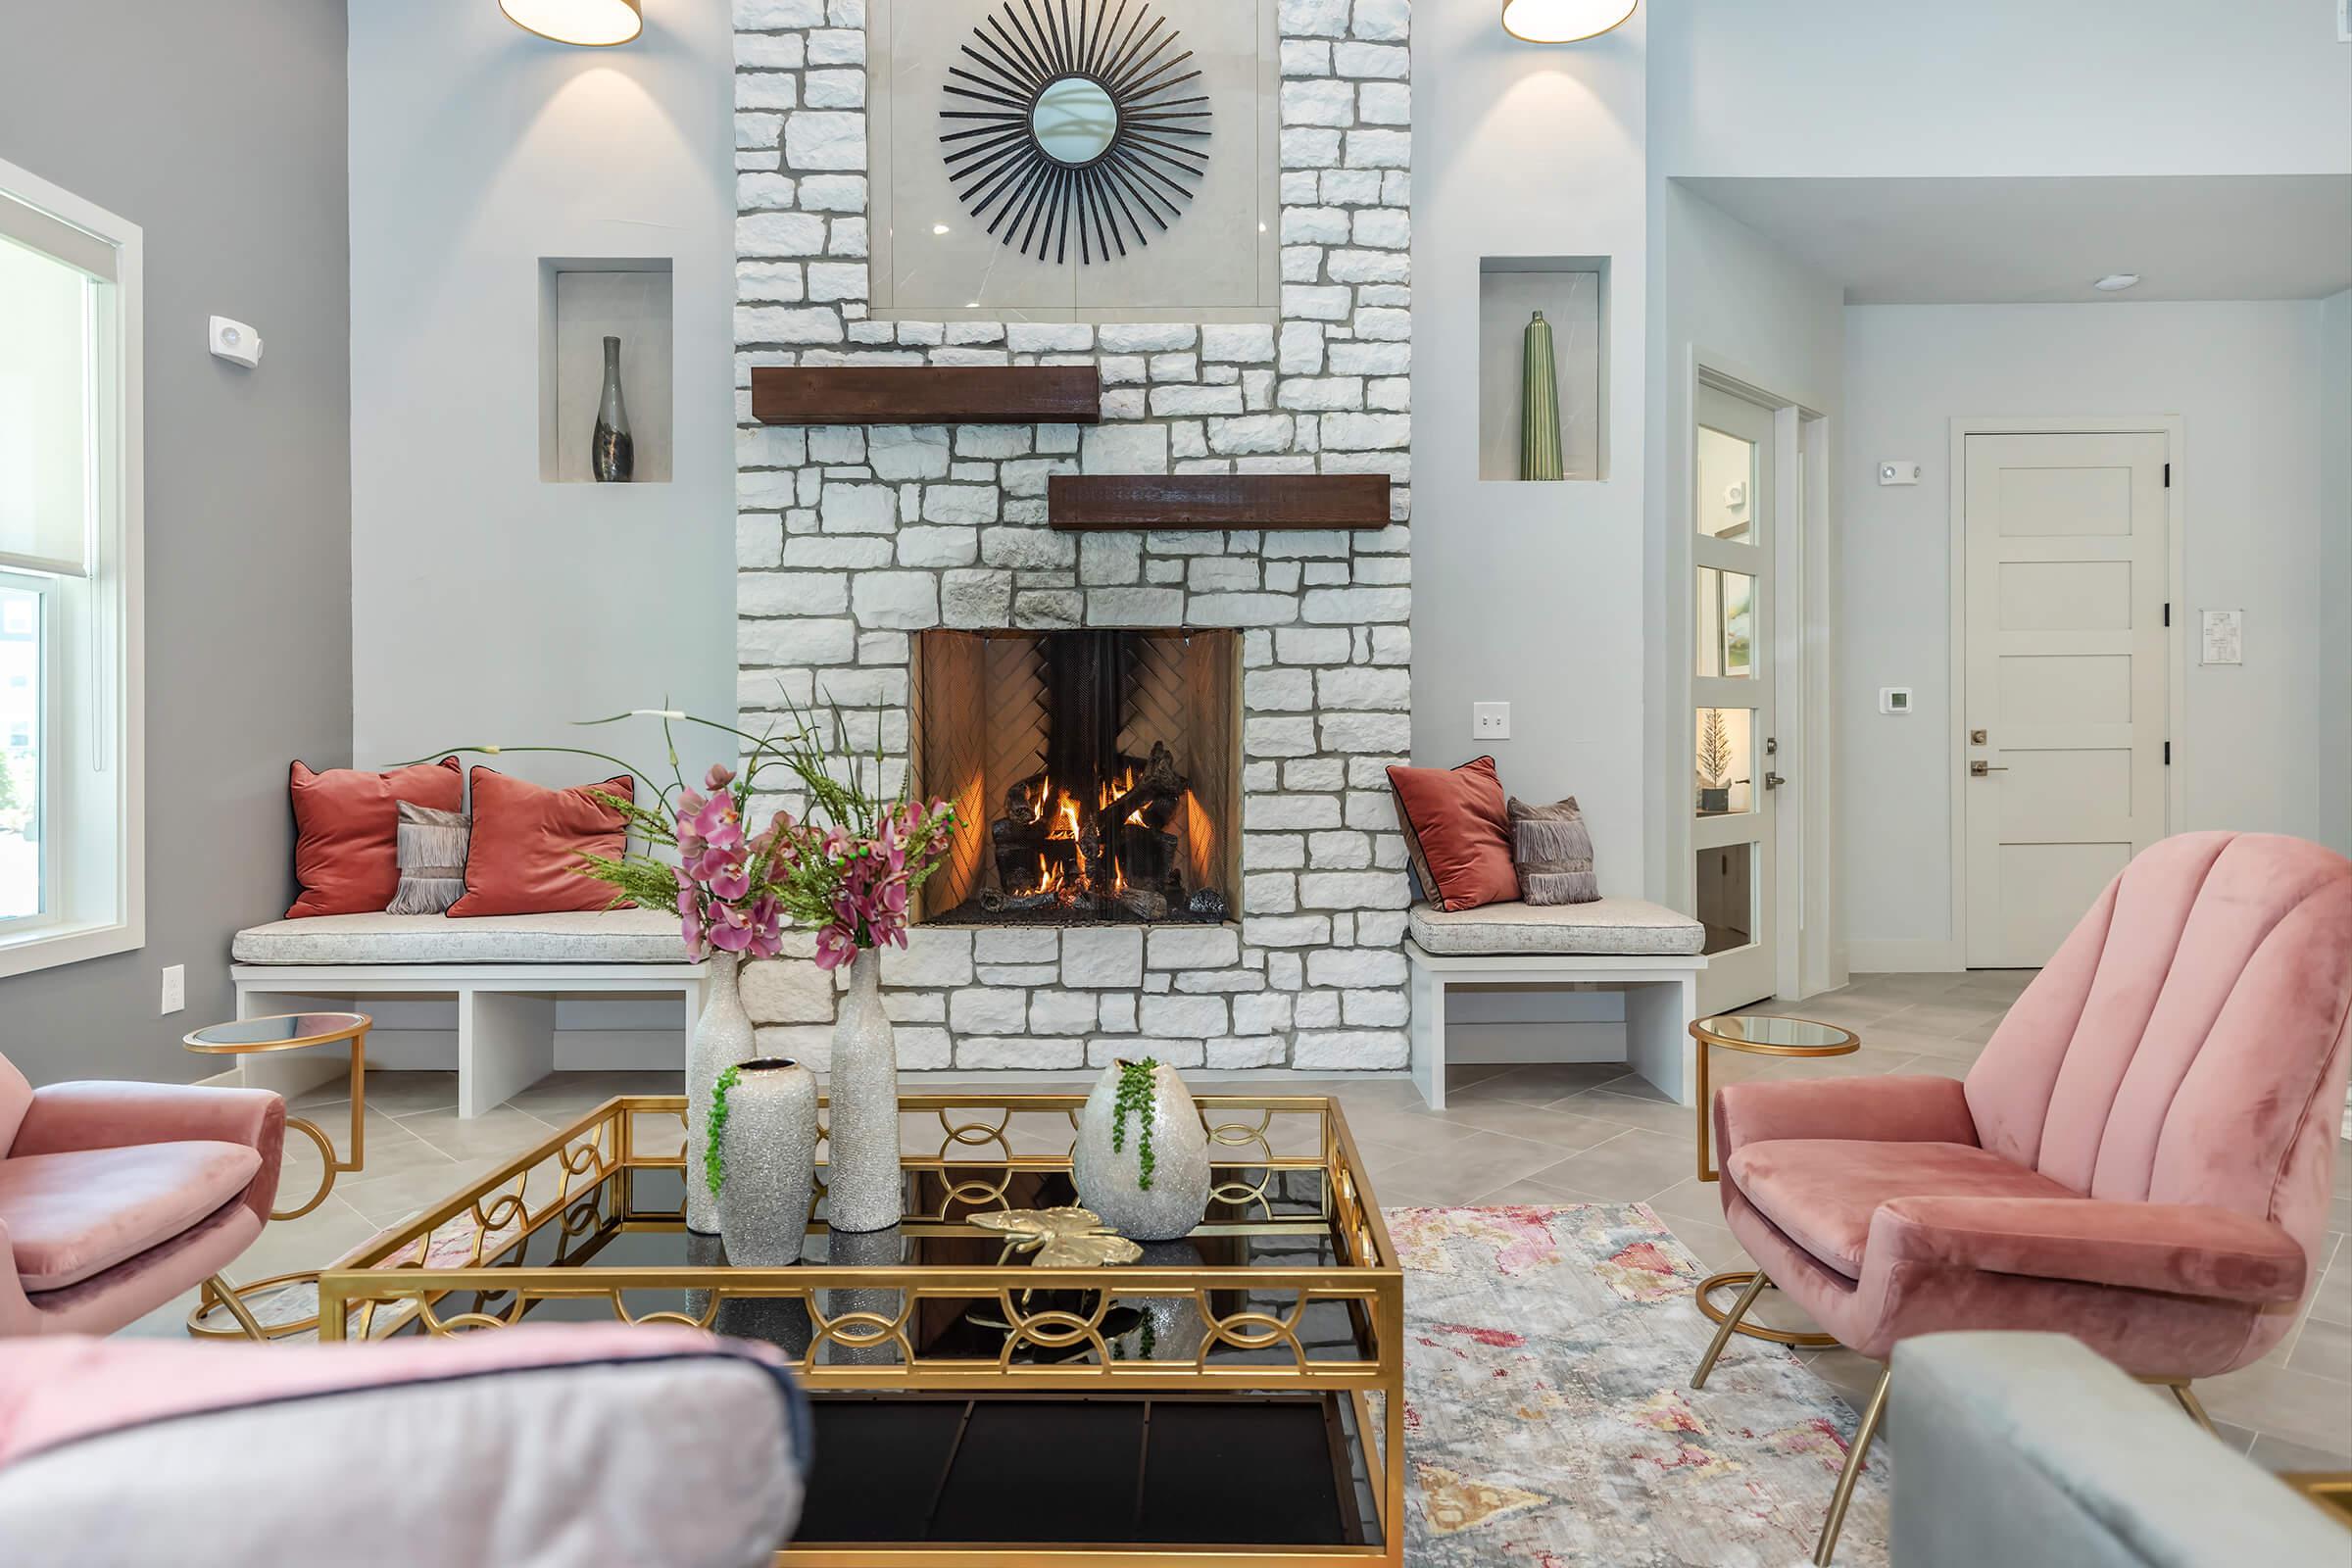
[1407,898,1704,956]
[230,908,685,965]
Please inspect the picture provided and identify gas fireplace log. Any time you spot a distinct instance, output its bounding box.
[979,888,1064,915]
[1113,887,1169,921]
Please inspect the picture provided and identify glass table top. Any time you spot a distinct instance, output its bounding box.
[1691,1013,1859,1054]
[183,1011,369,1053]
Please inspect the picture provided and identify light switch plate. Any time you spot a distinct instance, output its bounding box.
[160,964,185,1015]
[1473,702,1510,740]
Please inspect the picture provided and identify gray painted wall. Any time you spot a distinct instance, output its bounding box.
[0,3,352,1085]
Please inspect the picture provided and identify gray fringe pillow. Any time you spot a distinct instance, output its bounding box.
[1506,796,1598,905]
[386,801,470,915]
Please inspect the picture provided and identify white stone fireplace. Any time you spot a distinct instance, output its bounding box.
[730,0,1415,1073]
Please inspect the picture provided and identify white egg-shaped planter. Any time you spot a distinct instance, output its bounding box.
[1072,1059,1210,1243]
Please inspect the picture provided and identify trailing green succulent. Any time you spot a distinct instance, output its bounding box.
[1110,1057,1161,1191]
[705,1063,741,1197]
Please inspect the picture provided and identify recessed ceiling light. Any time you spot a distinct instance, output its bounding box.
[1500,0,1639,43]
[2093,272,2141,292]
[500,0,642,46]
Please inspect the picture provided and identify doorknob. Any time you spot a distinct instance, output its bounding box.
[1763,771,1787,791]
[1969,760,2009,777]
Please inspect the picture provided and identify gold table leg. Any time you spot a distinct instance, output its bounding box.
[187,1031,369,1340]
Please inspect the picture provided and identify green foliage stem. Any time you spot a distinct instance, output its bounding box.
[1109,1058,1160,1192]
[706,1063,741,1197]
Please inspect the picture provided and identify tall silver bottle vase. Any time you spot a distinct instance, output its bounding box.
[685,951,756,1235]
[1073,1059,1211,1243]
[714,1057,819,1268]
[822,948,904,1234]
[592,333,634,482]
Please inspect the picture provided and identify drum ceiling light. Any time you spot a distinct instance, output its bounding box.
[500,0,643,46]
[1500,0,1638,43]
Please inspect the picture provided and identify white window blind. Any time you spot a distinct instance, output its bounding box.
[0,192,114,579]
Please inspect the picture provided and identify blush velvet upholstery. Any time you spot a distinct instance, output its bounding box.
[0,1053,284,1338]
[0,1325,809,1567]
[1714,831,2352,1375]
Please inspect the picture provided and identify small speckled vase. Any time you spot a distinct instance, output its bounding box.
[1073,1060,1210,1242]
[714,1057,818,1268]
[685,952,756,1235]
[822,948,904,1234]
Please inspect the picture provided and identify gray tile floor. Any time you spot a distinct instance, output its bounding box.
[126,969,2352,1469]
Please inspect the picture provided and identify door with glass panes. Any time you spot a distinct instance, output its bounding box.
[1693,385,1778,1010]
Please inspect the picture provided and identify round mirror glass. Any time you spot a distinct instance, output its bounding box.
[1031,76,1116,165]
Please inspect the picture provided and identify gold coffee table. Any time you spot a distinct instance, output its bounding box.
[182,1010,371,1339]
[317,1092,1406,1566]
[1690,1011,1860,1349]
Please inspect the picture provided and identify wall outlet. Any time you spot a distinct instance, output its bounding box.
[1473,702,1510,740]
[160,963,186,1015]
[1879,687,1913,714]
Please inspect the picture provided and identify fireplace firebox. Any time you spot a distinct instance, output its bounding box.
[910,629,1240,926]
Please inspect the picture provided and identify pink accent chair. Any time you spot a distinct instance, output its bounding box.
[1695,831,2352,1564]
[0,1052,284,1338]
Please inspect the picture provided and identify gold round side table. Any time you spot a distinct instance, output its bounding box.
[1689,1011,1859,1349]
[181,1010,371,1340]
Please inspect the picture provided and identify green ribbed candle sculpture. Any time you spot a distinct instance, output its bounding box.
[1520,309,1564,481]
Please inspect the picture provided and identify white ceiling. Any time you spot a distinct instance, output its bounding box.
[1677,175,2352,305]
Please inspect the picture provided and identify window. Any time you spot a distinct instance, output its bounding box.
[0,158,142,977]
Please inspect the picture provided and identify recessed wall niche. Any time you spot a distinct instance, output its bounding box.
[537,258,673,484]
[1478,256,1606,481]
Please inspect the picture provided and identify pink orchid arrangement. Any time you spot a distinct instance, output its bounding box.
[428,703,956,968]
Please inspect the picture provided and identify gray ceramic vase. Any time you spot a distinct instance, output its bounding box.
[685,952,757,1234]
[714,1057,818,1268]
[1073,1059,1210,1242]
[823,948,904,1234]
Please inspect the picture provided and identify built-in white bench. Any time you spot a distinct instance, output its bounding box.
[1405,899,1706,1110]
[229,910,705,1117]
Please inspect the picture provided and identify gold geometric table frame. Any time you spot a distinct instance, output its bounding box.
[1690,1012,1862,1353]
[181,1011,371,1340]
[315,1092,1408,1568]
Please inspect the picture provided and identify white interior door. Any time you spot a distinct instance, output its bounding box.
[1694,385,1778,1010]
[1963,431,2169,967]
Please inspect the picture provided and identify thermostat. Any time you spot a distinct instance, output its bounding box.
[209,315,263,368]
[1879,461,1921,486]
[1879,687,1913,714]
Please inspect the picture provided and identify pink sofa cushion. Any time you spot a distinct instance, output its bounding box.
[1727,1138,2076,1279]
[0,1141,263,1291]
[0,1054,29,1157]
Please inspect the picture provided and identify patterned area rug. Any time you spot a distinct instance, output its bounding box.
[1391,1203,1889,1567]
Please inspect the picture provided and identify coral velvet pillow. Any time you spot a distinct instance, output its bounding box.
[448,768,634,917]
[287,757,464,917]
[1386,756,1520,911]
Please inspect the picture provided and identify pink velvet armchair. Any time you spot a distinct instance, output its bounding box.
[0,1052,284,1338]
[1694,831,2352,1564]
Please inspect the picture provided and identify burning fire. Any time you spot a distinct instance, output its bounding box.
[1021,766,1143,895]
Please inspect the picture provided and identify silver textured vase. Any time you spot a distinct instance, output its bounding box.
[685,952,757,1234]
[822,948,903,1234]
[1073,1060,1210,1242]
[714,1057,818,1267]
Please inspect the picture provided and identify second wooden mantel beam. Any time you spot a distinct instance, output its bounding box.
[1048,473,1392,531]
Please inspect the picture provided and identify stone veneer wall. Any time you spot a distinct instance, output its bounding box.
[731,0,1414,1073]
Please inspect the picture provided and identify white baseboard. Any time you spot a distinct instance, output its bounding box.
[1846,939,1964,974]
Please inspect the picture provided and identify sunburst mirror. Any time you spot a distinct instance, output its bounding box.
[940,0,1213,266]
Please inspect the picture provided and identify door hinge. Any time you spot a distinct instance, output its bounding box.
[2164,462,2172,487]
[2163,602,2171,627]
[2164,741,2172,765]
